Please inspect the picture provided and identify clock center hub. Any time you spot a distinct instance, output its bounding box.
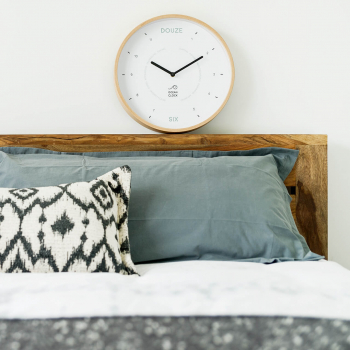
[145,49,201,102]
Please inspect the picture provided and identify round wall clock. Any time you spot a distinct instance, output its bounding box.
[114,14,234,133]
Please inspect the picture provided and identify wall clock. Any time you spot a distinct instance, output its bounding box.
[114,14,234,133]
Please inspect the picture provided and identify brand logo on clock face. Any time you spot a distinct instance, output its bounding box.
[168,85,178,97]
[161,28,183,33]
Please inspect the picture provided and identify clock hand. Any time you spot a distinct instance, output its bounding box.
[151,61,174,76]
[173,56,203,76]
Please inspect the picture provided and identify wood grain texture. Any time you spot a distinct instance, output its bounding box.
[295,145,328,259]
[0,134,327,150]
[290,194,296,221]
[0,134,327,258]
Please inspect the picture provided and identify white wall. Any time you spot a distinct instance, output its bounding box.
[0,1,349,268]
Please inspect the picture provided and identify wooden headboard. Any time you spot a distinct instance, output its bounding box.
[0,134,328,258]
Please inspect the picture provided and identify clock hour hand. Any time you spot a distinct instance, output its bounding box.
[173,56,203,76]
[151,61,174,77]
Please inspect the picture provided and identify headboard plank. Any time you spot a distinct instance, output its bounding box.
[296,144,328,259]
[0,134,327,150]
[0,134,327,258]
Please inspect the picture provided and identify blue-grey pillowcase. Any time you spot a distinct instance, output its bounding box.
[0,146,298,182]
[0,147,323,264]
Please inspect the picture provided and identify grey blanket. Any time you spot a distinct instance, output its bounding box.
[1,316,349,350]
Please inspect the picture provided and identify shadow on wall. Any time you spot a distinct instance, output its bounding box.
[192,34,253,135]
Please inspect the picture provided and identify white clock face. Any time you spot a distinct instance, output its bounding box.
[116,16,234,132]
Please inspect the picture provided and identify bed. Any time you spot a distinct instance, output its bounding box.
[1,134,348,350]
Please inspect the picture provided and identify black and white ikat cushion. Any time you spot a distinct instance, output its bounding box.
[0,166,137,274]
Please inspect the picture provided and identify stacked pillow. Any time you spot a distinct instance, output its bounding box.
[0,147,323,273]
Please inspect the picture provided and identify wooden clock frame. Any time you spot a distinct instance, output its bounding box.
[114,14,235,134]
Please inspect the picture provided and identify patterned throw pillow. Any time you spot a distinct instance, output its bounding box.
[0,166,137,274]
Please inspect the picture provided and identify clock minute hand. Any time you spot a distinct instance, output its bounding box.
[173,56,203,76]
[151,61,174,76]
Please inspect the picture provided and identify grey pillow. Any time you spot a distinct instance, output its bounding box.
[0,147,298,182]
[0,147,323,264]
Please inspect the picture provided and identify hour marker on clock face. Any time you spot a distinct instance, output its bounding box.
[115,15,234,133]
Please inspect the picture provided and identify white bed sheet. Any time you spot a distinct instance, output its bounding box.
[0,260,350,320]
